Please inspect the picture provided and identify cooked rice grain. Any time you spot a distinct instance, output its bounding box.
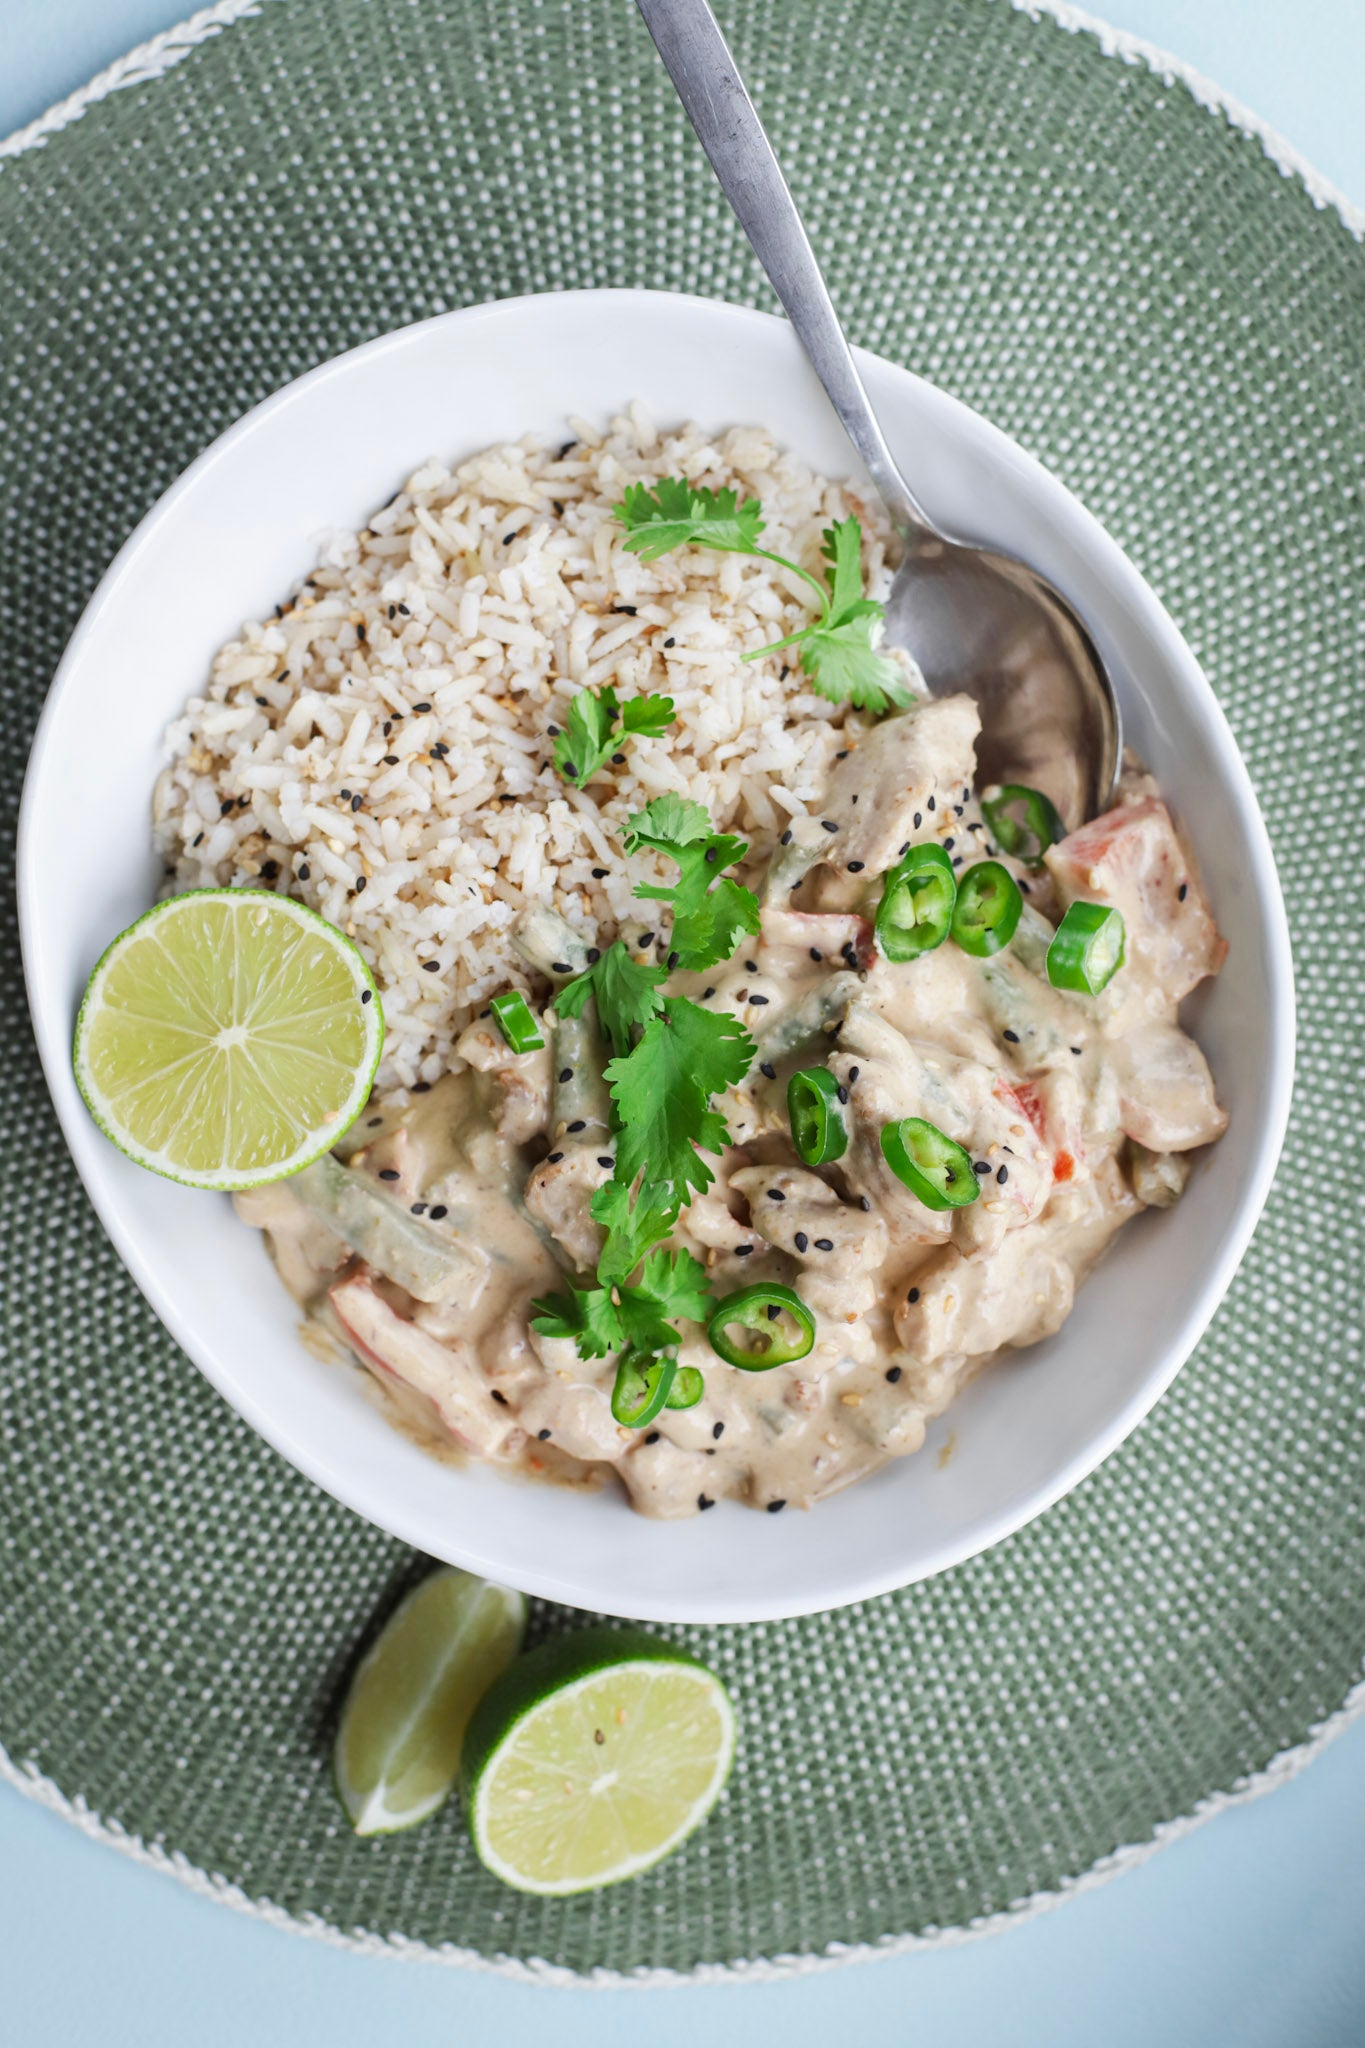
[153,410,911,1092]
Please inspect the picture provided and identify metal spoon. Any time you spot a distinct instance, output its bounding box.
[635,0,1120,825]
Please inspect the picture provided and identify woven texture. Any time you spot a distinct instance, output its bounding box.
[2,0,1363,1978]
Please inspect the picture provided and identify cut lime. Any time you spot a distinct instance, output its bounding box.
[461,1626,736,1895]
[73,889,383,1190]
[335,1569,526,1838]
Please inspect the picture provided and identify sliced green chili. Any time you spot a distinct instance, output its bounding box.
[874,842,957,962]
[707,1283,816,1370]
[981,784,1064,866]
[665,1364,705,1410]
[489,988,545,1054]
[787,1065,848,1165]
[1046,901,1126,995]
[951,860,1023,958]
[880,1116,981,1211]
[610,1350,677,1428]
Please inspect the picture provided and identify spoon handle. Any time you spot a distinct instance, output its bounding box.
[635,0,933,542]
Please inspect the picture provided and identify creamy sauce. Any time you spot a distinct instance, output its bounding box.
[235,697,1227,1517]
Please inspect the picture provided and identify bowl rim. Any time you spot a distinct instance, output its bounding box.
[18,288,1296,1620]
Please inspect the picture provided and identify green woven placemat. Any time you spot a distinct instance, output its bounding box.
[2,0,1362,1981]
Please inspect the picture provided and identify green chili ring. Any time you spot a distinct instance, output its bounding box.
[981,784,1064,866]
[874,842,957,963]
[707,1284,816,1371]
[880,1116,981,1211]
[951,860,1023,958]
[610,1351,677,1428]
[489,988,545,1053]
[787,1065,848,1165]
[1046,901,1126,995]
[665,1365,706,1410]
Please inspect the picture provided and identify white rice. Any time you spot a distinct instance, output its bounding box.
[152,406,911,1093]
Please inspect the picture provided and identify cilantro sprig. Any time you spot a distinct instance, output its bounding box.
[605,997,755,1206]
[556,941,667,1059]
[615,482,912,716]
[530,1246,712,1362]
[553,684,674,786]
[623,794,761,973]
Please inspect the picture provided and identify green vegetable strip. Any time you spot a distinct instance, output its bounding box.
[707,1283,817,1370]
[1046,901,1126,995]
[611,1352,678,1428]
[511,905,594,981]
[880,1117,981,1212]
[665,1365,706,1410]
[549,1005,611,1137]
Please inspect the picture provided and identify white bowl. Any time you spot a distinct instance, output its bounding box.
[19,291,1294,1623]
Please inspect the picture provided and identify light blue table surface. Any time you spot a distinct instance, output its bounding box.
[4,5,1363,2044]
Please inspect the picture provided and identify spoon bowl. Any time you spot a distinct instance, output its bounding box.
[637,0,1121,822]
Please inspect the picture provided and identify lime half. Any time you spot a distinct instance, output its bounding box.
[73,889,383,1190]
[336,1569,526,1838]
[462,1626,736,1895]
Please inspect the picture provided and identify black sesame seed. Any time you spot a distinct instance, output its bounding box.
[611,753,626,766]
[546,724,560,737]
[848,860,865,873]
[780,829,793,846]
[361,989,373,1004]
[559,1067,573,1083]
[644,1430,660,1445]
[547,1152,564,1164]
[749,993,770,1006]
[412,700,430,713]
[850,795,859,806]
[378,1168,399,1181]
[735,1244,754,1257]
[767,1499,786,1514]
[558,440,576,458]
[836,1084,849,1105]
[351,793,363,812]
[974,1161,991,1176]
[664,637,676,648]
[886,1366,903,1384]
[814,1237,834,1252]
[809,947,824,962]
[412,1081,431,1093]
[821,819,839,833]
[1178,882,1189,902]
[562,763,578,779]
[491,1389,509,1406]
[968,819,983,833]
[192,832,204,848]
[668,952,679,970]
[614,604,638,616]
[997,1164,1009,1184]
[398,604,411,617]
[899,841,911,856]
[503,532,516,545]
[703,987,716,1002]
[859,1195,871,1212]
[794,1231,809,1252]
[1071,1046,1083,1056]
[383,753,399,765]
[745,960,759,974]
[913,813,922,829]
[954,804,964,817]
[220,799,234,816]
[551,961,573,975]
[567,1120,586,1134]
[908,1287,921,1304]
[848,1065,860,1084]
[382,720,392,736]
[422,960,441,972]
[354,876,367,894]
[698,1494,715,1510]
[388,605,396,619]
[928,795,936,812]
[367,1117,383,1128]
[551,501,564,515]
[429,1205,448,1221]
[538,1428,552,1441]
[713,1421,725,1440]
[759,1061,777,1081]
[597,1156,614,1169]
[943,837,955,852]
[767,1305,781,1321]
[768,1188,786,1201]
[591,866,608,879]
[255,694,268,707]
[638,932,655,949]
[705,847,718,864]
[1003,1029,1020,1044]
[586,946,601,964]
[1019,877,1030,892]
[411,1202,427,1215]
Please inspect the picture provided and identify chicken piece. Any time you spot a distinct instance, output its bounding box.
[728,1165,889,1319]
[1007,1067,1090,1188]
[329,1274,518,1458]
[893,1233,1075,1363]
[234,1181,348,1304]
[1107,1025,1228,1151]
[757,906,876,976]
[454,1015,551,1146]
[832,1005,1053,1255]
[1128,1142,1193,1209]
[512,1337,629,1464]
[618,1434,735,1518]
[522,1143,613,1273]
[765,696,981,894]
[1045,798,1226,1007]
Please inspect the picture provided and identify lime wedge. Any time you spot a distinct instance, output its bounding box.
[73,889,383,1190]
[335,1569,526,1838]
[461,1626,736,1894]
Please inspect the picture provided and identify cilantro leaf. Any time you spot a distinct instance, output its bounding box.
[633,1247,713,1328]
[591,1179,679,1286]
[606,998,754,1202]
[556,941,667,1059]
[529,1282,624,1359]
[623,795,760,972]
[554,685,675,786]
[801,609,912,714]
[820,517,867,617]
[615,479,766,562]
